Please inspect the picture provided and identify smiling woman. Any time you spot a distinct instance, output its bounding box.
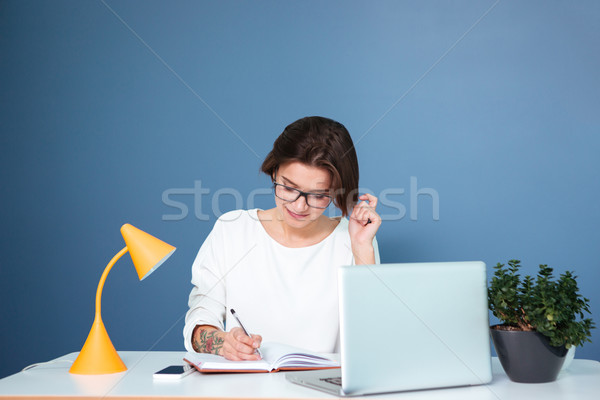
[261,116,360,217]
[183,116,382,361]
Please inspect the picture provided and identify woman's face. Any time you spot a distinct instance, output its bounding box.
[273,161,332,229]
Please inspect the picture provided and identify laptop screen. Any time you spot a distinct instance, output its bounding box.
[338,262,492,395]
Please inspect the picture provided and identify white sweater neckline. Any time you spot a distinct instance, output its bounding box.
[248,208,346,250]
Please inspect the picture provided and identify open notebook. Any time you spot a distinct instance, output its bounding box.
[184,342,339,373]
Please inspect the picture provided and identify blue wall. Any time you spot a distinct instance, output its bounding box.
[1,0,599,379]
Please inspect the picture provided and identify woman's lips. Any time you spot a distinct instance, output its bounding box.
[286,208,308,219]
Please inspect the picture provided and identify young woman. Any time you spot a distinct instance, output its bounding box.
[183,116,381,360]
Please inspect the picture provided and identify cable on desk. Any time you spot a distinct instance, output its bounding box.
[22,359,74,372]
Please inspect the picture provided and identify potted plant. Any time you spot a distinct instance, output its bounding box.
[488,260,594,383]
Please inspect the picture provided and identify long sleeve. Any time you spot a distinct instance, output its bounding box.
[183,221,227,352]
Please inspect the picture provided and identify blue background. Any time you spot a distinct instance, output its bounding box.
[1,0,599,379]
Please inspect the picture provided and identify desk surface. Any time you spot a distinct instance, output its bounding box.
[1,351,599,399]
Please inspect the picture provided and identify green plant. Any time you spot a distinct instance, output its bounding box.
[488,259,594,348]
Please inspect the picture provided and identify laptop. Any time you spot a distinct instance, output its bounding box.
[286,261,492,397]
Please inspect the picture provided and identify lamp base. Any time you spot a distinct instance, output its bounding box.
[70,317,127,374]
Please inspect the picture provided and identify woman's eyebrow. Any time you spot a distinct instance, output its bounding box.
[281,176,330,193]
[281,176,298,187]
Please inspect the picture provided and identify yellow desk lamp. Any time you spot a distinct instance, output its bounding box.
[69,223,176,375]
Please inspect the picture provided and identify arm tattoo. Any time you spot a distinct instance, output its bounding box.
[192,328,225,355]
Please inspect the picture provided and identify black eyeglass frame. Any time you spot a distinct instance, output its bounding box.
[272,180,334,209]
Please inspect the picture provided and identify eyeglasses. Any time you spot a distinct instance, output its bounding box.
[273,181,333,209]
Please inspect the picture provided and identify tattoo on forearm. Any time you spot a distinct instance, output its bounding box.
[193,328,224,355]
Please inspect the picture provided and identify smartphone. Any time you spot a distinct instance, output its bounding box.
[153,365,194,380]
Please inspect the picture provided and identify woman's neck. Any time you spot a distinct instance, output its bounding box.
[258,208,339,248]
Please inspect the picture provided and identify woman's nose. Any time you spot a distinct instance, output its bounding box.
[292,194,309,209]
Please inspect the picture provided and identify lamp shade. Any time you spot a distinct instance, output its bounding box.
[120,223,176,280]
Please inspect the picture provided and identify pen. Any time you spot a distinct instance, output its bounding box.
[230,308,263,358]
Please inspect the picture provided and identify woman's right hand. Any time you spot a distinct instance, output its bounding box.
[220,327,263,361]
[193,325,262,361]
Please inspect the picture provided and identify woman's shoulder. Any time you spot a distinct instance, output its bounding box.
[211,209,264,234]
[318,215,349,245]
[332,215,348,231]
[206,209,261,242]
[216,209,259,224]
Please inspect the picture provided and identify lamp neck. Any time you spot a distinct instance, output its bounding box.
[95,247,129,318]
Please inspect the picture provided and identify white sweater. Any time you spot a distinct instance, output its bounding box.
[183,209,379,353]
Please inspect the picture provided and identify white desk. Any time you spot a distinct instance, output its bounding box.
[1,351,599,399]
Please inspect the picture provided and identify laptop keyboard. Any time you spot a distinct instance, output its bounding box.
[320,377,342,386]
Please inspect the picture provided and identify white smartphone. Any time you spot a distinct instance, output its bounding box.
[153,365,194,380]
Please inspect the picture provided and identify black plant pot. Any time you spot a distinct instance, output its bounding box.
[490,326,568,383]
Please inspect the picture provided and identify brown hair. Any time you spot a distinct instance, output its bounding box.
[261,116,359,216]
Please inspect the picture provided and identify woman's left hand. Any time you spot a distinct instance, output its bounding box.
[348,193,381,264]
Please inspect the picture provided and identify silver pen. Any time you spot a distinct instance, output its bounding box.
[230,309,263,358]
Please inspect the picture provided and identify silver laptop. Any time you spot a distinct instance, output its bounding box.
[286,261,492,397]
